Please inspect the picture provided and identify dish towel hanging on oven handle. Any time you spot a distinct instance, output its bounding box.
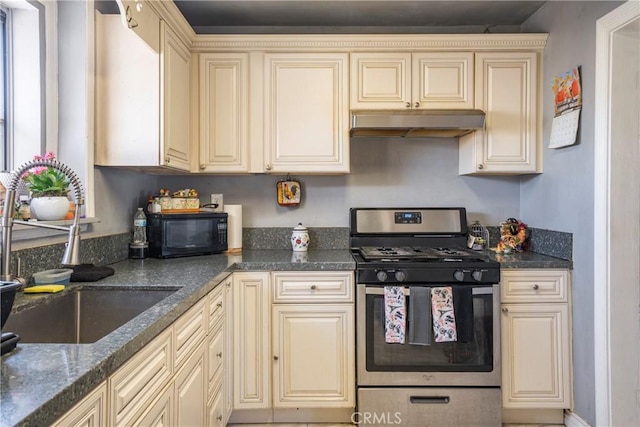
[431,286,457,342]
[384,286,406,344]
[408,286,432,345]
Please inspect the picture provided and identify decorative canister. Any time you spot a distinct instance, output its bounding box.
[291,223,309,252]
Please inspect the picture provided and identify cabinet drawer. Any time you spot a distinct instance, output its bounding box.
[208,324,224,397]
[272,271,353,303]
[175,299,207,369]
[501,270,570,303]
[209,284,224,331]
[109,328,174,426]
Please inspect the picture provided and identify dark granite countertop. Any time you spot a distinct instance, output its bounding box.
[485,249,573,269]
[1,247,569,426]
[1,250,355,427]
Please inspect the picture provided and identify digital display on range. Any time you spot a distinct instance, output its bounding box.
[394,211,422,224]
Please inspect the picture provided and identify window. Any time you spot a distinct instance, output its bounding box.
[1,7,8,170]
[0,0,50,173]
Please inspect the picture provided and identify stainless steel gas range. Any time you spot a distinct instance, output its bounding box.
[350,207,501,427]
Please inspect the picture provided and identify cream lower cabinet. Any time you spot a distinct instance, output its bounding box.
[263,53,350,174]
[232,271,355,423]
[350,52,474,110]
[55,280,233,426]
[459,52,540,175]
[51,381,108,427]
[500,269,573,422]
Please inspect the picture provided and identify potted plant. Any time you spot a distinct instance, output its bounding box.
[21,152,71,221]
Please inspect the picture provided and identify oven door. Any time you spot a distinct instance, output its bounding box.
[356,283,500,387]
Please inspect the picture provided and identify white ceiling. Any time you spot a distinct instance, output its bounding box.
[171,0,548,34]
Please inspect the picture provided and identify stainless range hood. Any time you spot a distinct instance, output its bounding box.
[350,109,485,138]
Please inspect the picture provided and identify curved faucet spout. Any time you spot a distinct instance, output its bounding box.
[1,159,85,282]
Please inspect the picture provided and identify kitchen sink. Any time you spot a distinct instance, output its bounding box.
[2,288,178,344]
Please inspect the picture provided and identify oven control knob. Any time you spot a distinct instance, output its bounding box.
[376,270,388,282]
[453,270,465,282]
[472,270,483,281]
[394,271,406,282]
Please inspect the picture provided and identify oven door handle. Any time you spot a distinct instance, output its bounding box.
[410,396,450,404]
[364,286,494,296]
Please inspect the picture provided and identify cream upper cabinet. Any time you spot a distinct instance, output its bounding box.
[198,53,251,173]
[459,52,540,175]
[263,53,350,174]
[160,21,193,171]
[95,13,193,172]
[350,52,474,110]
[500,269,572,412]
[115,0,160,52]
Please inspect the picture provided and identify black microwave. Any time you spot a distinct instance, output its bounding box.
[147,212,228,258]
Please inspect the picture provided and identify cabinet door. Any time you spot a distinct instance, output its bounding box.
[501,304,571,408]
[233,272,271,409]
[52,382,107,427]
[350,52,412,109]
[199,53,250,173]
[459,52,539,175]
[161,22,192,172]
[412,52,474,109]
[272,304,355,408]
[175,342,207,426]
[95,13,160,167]
[223,278,234,422]
[264,53,349,173]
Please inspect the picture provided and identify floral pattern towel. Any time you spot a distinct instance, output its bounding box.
[384,286,406,344]
[431,287,457,342]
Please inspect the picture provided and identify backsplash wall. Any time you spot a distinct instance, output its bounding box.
[159,137,522,228]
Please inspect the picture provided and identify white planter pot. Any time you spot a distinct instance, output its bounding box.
[30,197,70,221]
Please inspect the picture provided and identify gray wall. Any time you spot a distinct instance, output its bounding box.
[159,138,521,228]
[521,1,624,424]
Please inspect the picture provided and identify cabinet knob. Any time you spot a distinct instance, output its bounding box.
[502,307,509,314]
[533,284,540,290]
[217,301,223,308]
[217,415,223,422]
[414,102,420,108]
[310,285,317,290]
[165,157,171,164]
[200,164,205,170]
[405,102,411,108]
[265,164,272,171]
[273,355,279,361]
[478,164,484,170]
[217,352,223,358]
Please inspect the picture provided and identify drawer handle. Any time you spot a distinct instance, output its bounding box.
[533,284,539,290]
[310,285,317,290]
[410,396,450,404]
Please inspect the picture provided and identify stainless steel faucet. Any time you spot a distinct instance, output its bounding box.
[1,159,85,282]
